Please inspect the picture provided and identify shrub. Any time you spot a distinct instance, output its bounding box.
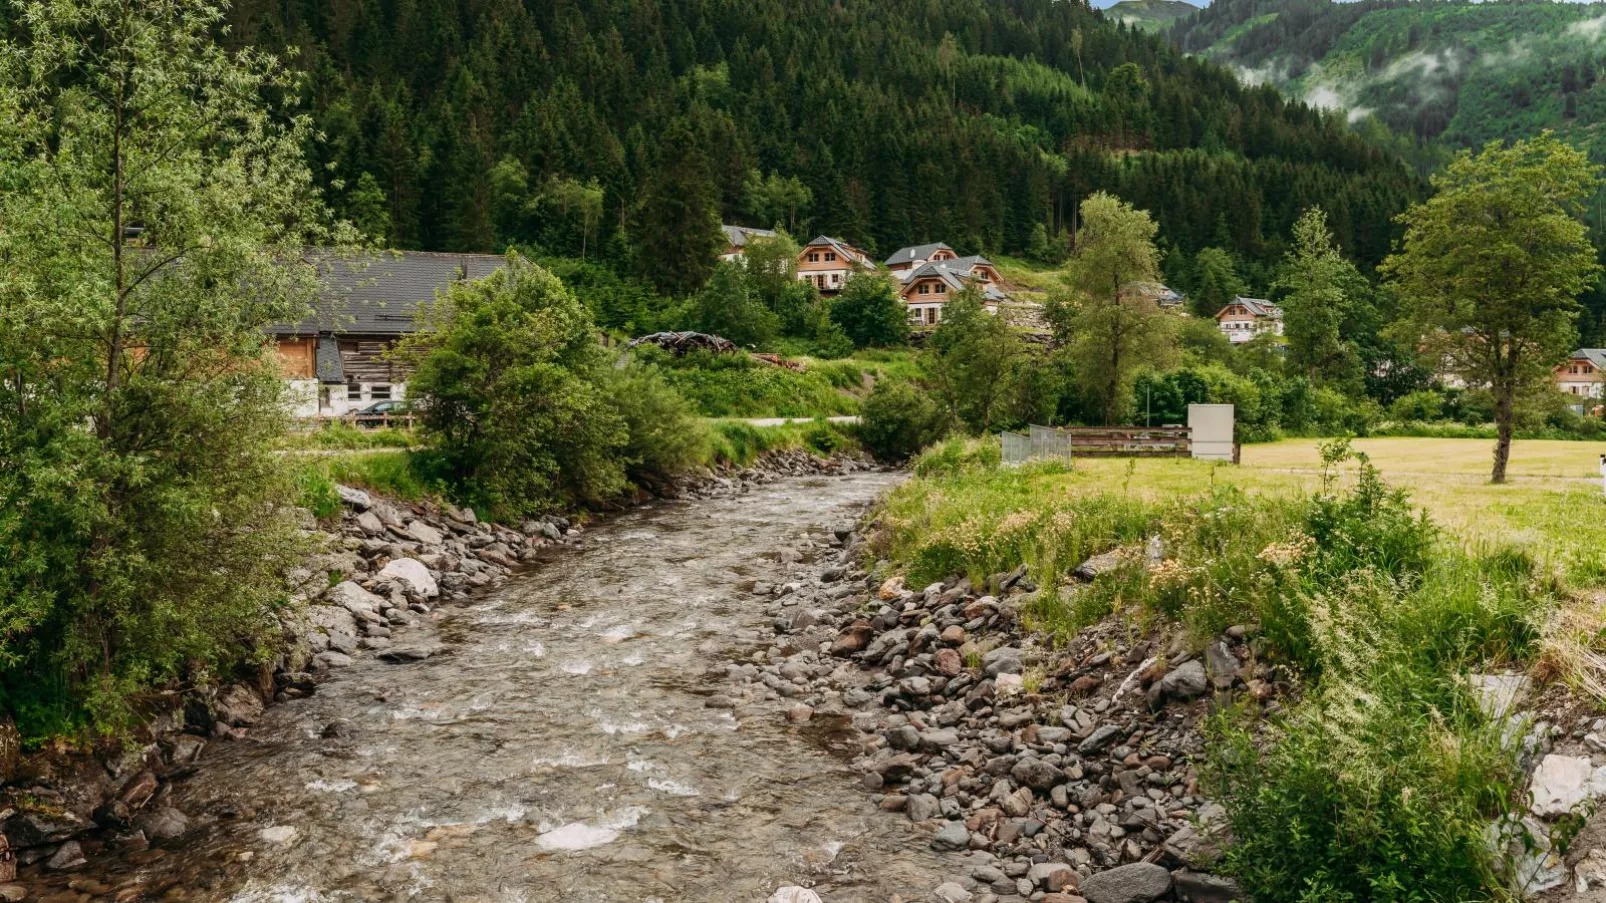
[859,380,948,462]
[401,255,630,518]
[1389,390,1445,422]
[600,362,710,482]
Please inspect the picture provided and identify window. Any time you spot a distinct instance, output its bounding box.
[935,283,946,294]
[917,283,930,295]
[345,383,362,401]
[825,251,837,262]
[806,252,819,263]
[830,273,840,285]
[370,384,393,401]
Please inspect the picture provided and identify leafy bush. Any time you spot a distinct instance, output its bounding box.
[402,255,630,518]
[600,362,710,482]
[647,349,860,418]
[858,380,948,462]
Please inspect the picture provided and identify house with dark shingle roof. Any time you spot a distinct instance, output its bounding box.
[884,242,957,273]
[268,251,505,417]
[1556,348,1606,413]
[719,224,778,262]
[796,235,876,294]
[899,259,1010,326]
[1215,296,1283,344]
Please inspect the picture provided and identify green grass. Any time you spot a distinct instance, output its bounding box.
[651,348,920,419]
[279,423,417,450]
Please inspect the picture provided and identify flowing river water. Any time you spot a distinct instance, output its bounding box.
[51,472,958,903]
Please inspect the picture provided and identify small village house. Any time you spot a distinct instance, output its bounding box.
[269,251,505,418]
[1215,296,1283,344]
[883,242,958,275]
[897,258,1010,326]
[1119,281,1186,309]
[719,224,777,262]
[796,235,876,294]
[1556,349,1606,413]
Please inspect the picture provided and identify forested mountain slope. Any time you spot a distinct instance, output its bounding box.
[1108,0,1203,33]
[216,0,1419,278]
[1170,0,1606,160]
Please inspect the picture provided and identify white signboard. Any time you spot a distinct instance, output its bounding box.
[1189,404,1235,461]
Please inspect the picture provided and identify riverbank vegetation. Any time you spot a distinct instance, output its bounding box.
[870,437,1591,899]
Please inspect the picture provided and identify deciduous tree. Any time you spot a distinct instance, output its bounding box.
[1383,134,1601,483]
[0,0,351,735]
[1049,193,1176,425]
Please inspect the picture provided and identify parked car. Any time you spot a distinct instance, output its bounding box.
[349,399,411,427]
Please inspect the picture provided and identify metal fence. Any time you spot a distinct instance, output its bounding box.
[1001,424,1075,467]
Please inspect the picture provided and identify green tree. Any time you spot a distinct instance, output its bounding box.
[925,290,1030,432]
[634,120,723,295]
[1189,246,1246,319]
[404,255,629,515]
[830,273,910,349]
[743,171,813,234]
[1049,193,1176,425]
[1276,207,1363,386]
[0,0,350,736]
[740,231,817,336]
[858,380,947,462]
[690,262,780,348]
[1382,134,1602,483]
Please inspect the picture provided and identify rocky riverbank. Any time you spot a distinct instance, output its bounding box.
[728,513,1257,903]
[735,512,1606,903]
[0,447,874,900]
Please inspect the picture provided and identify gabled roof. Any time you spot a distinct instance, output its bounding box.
[941,254,996,273]
[1568,348,1606,370]
[1219,296,1281,319]
[722,224,777,248]
[904,261,1009,302]
[803,235,877,269]
[1121,281,1185,306]
[885,242,955,266]
[267,251,506,336]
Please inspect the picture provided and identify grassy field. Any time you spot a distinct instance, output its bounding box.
[1000,437,1606,583]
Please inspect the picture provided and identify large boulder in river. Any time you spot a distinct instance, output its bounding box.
[378,557,439,599]
[213,684,264,727]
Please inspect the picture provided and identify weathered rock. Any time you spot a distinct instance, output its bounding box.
[1575,848,1606,895]
[405,519,444,546]
[327,580,386,613]
[1079,725,1122,755]
[907,793,941,823]
[1079,862,1173,903]
[259,825,299,844]
[44,840,85,871]
[1028,862,1078,893]
[1529,754,1606,817]
[335,484,372,510]
[932,820,971,851]
[354,510,385,536]
[982,646,1024,676]
[933,882,972,903]
[767,888,823,903]
[214,683,264,727]
[378,557,439,598]
[0,884,23,902]
[1467,673,1532,721]
[1157,660,1209,702]
[136,807,189,842]
[1203,642,1240,689]
[306,604,359,638]
[1011,757,1064,790]
[1073,550,1126,581]
[378,643,444,663]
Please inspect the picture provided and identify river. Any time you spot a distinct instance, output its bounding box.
[51,472,956,903]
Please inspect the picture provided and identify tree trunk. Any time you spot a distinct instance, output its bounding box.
[1492,384,1514,484]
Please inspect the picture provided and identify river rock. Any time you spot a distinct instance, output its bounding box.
[378,642,443,663]
[327,580,386,614]
[933,882,972,903]
[1157,660,1209,702]
[378,557,439,598]
[982,646,1024,676]
[306,604,359,638]
[1011,757,1063,790]
[907,793,941,823]
[335,484,372,510]
[932,819,971,851]
[1079,862,1172,903]
[767,888,822,903]
[136,806,189,841]
[1029,862,1078,892]
[355,510,385,536]
[44,840,84,871]
[405,519,444,546]
[214,683,264,727]
[1203,642,1240,689]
